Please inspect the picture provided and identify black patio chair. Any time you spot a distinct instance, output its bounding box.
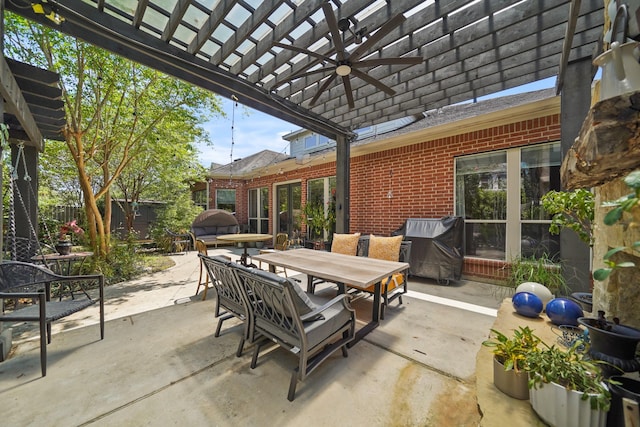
[198,254,253,356]
[0,261,104,376]
[232,265,355,401]
[348,237,412,319]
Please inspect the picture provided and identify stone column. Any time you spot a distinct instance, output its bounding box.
[592,179,640,328]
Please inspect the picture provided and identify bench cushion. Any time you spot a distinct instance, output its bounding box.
[368,234,403,262]
[330,233,361,256]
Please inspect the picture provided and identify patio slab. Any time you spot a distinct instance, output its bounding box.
[0,248,503,426]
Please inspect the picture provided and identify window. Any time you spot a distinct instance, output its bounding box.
[455,142,560,261]
[520,144,562,260]
[248,187,269,233]
[192,189,208,209]
[216,189,236,212]
[304,135,316,149]
[455,151,507,260]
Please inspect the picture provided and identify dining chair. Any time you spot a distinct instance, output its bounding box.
[258,232,290,276]
[0,261,104,376]
[347,235,411,319]
[232,265,355,401]
[195,239,220,300]
[308,232,361,293]
[198,254,253,357]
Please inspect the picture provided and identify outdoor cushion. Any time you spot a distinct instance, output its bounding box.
[368,234,403,262]
[353,272,404,293]
[331,233,361,256]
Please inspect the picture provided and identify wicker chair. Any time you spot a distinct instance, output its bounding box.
[0,261,104,376]
[232,265,355,401]
[194,239,230,300]
[198,254,253,357]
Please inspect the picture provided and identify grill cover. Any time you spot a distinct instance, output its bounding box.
[393,217,464,283]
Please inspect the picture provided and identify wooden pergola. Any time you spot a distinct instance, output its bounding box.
[2,0,605,233]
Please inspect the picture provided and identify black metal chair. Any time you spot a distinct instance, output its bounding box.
[198,254,253,356]
[347,236,412,319]
[0,261,104,376]
[232,265,355,401]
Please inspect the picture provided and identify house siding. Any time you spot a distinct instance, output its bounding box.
[204,112,561,283]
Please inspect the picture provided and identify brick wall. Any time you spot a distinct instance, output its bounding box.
[207,113,561,282]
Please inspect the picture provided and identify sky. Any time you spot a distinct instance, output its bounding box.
[196,76,558,168]
[197,99,295,169]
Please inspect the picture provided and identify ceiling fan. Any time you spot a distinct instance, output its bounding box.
[273,1,423,109]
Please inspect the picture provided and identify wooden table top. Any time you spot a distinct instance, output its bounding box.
[216,233,273,243]
[32,251,94,262]
[252,248,408,288]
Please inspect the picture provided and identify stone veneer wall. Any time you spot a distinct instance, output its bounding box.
[592,178,640,329]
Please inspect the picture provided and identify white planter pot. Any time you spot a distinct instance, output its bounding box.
[530,381,608,427]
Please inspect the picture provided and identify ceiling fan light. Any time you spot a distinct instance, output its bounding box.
[336,64,351,76]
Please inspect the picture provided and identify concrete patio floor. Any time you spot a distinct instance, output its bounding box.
[0,247,507,426]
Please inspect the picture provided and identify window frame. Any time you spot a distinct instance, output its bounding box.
[248,187,269,233]
[454,142,560,261]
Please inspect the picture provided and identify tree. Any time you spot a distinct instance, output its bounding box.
[4,14,222,257]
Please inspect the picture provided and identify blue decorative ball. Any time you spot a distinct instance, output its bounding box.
[512,292,543,318]
[545,298,584,326]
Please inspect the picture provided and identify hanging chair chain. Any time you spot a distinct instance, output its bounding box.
[4,142,50,261]
[229,94,238,185]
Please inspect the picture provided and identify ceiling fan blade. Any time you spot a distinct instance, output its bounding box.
[274,42,336,64]
[350,14,406,62]
[322,1,346,61]
[309,73,338,106]
[274,66,333,88]
[352,57,423,68]
[351,69,396,96]
[342,76,355,109]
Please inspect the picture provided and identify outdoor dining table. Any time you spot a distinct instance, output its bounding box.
[216,233,273,267]
[252,248,409,346]
[32,251,94,276]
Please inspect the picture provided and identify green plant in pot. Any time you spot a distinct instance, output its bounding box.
[526,341,611,427]
[482,326,541,400]
[300,201,335,246]
[505,253,568,299]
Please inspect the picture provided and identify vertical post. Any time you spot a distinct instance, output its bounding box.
[335,134,350,234]
[0,0,5,260]
[560,57,593,293]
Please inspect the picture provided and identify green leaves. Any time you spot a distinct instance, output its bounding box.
[526,343,611,411]
[482,326,542,373]
[595,170,640,282]
[540,189,594,245]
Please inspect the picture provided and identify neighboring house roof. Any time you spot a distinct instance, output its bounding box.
[208,149,290,178]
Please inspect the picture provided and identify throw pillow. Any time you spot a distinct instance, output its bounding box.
[368,234,403,262]
[331,232,361,256]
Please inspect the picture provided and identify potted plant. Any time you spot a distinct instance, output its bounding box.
[541,189,596,311]
[55,220,84,255]
[300,199,335,249]
[526,341,611,427]
[504,253,568,299]
[482,326,541,400]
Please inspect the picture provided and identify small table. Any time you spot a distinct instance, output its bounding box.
[252,248,408,345]
[32,251,94,276]
[216,234,273,267]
